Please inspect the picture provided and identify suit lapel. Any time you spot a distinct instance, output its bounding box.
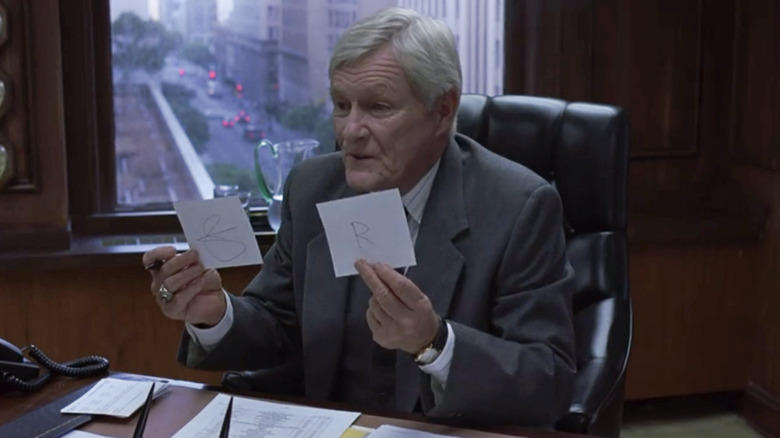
[396,139,469,412]
[301,184,357,400]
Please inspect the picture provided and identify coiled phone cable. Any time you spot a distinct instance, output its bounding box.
[0,345,109,393]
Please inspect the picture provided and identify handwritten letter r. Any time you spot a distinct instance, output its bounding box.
[350,222,374,248]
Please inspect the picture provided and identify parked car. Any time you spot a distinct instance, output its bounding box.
[243,125,266,142]
[235,110,250,124]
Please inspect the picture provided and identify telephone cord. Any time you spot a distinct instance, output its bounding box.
[1,345,109,392]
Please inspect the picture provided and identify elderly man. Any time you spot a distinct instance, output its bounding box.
[143,7,575,428]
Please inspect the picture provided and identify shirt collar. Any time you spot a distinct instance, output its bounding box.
[401,159,440,225]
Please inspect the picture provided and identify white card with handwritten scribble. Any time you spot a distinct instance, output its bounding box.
[174,197,263,269]
[316,189,416,277]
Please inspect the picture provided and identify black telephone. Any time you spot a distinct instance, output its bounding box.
[0,338,40,381]
[0,337,110,392]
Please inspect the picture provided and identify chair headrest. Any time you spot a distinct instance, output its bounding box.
[457,94,629,233]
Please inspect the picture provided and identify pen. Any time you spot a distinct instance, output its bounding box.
[145,259,164,271]
[218,396,233,438]
[132,383,156,438]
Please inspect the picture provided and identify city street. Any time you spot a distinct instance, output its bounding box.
[160,57,304,174]
[153,57,328,205]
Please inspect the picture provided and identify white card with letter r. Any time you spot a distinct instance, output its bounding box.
[316,189,416,277]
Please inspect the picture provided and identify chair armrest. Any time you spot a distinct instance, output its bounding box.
[555,412,589,435]
[557,294,633,438]
[222,361,304,396]
[555,358,625,435]
[571,357,621,414]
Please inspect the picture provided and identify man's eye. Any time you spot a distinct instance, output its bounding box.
[333,102,350,114]
[370,103,390,112]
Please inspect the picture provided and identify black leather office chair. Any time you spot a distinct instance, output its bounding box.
[457,94,632,438]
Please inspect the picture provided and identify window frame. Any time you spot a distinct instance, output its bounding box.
[63,0,274,237]
[64,0,165,235]
[61,0,513,239]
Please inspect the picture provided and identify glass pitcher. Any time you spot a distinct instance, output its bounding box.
[254,138,320,231]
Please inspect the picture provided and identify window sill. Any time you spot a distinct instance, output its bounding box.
[0,231,277,271]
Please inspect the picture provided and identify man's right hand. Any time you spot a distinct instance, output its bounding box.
[142,246,227,327]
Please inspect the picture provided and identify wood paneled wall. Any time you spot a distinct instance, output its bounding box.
[729,0,780,169]
[627,243,759,398]
[0,0,70,251]
[0,264,265,386]
[506,0,774,407]
[593,0,703,158]
[725,0,780,431]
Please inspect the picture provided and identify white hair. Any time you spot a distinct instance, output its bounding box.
[329,7,462,112]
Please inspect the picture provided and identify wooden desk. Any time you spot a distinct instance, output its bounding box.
[0,375,587,438]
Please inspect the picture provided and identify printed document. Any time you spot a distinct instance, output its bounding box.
[367,425,463,438]
[60,432,114,438]
[172,393,360,438]
[60,377,169,418]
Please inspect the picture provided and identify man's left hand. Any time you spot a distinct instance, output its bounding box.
[355,259,439,355]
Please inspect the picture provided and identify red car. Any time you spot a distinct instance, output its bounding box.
[235,110,250,124]
[243,125,266,142]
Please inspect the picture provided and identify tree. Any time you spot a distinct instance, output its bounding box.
[279,103,334,148]
[161,82,210,153]
[112,12,180,82]
[179,42,215,71]
[206,163,258,192]
[312,117,335,151]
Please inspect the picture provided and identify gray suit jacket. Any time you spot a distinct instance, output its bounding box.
[179,134,576,427]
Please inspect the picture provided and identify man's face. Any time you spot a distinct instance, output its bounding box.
[330,45,448,194]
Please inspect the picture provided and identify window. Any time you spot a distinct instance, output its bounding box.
[65,0,505,236]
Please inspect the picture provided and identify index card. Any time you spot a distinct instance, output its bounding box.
[60,378,168,418]
[174,196,263,269]
[316,189,416,277]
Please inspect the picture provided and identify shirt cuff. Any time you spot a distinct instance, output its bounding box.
[184,289,234,352]
[419,321,455,389]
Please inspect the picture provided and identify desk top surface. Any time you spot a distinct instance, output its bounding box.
[0,374,587,438]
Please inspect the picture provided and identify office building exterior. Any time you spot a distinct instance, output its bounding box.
[398,0,504,96]
[204,1,503,110]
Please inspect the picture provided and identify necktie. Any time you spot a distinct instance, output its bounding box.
[399,207,412,275]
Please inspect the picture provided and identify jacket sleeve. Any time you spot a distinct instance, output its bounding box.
[177,175,302,374]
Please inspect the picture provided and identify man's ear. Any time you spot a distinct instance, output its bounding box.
[434,89,459,137]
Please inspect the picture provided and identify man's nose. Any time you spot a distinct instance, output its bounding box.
[341,109,367,141]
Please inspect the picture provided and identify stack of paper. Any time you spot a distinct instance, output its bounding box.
[58,377,461,438]
[367,425,463,437]
[60,377,169,418]
[173,393,360,438]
